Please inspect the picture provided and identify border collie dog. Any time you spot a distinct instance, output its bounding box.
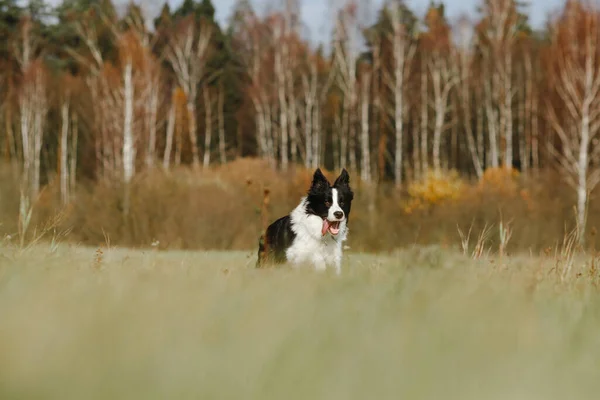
[256,168,354,274]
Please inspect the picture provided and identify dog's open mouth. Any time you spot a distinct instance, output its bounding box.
[322,219,341,236]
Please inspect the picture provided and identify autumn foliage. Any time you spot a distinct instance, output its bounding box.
[2,0,600,250]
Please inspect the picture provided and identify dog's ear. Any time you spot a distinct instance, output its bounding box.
[334,168,350,187]
[310,168,329,192]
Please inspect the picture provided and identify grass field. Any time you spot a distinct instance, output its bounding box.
[1,243,600,399]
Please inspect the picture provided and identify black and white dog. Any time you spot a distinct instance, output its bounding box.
[256,168,354,274]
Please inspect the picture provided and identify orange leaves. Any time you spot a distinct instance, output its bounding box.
[421,4,453,58]
[476,0,521,53]
[173,87,188,108]
[21,59,47,87]
[117,29,158,76]
[549,0,600,69]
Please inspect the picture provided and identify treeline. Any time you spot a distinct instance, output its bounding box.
[2,0,600,237]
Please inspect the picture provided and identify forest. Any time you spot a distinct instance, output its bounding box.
[1,0,600,251]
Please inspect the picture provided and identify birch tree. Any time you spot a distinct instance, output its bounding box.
[477,0,520,169]
[218,82,226,164]
[384,1,416,186]
[57,77,78,206]
[237,12,275,164]
[423,5,458,172]
[455,15,484,178]
[163,88,177,169]
[123,6,162,170]
[13,15,47,201]
[273,17,290,170]
[546,0,600,243]
[302,55,319,169]
[122,59,134,205]
[333,2,360,172]
[202,86,213,168]
[359,64,371,181]
[165,16,212,170]
[284,0,300,165]
[59,92,70,205]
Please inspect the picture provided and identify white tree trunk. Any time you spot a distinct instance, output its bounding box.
[532,90,539,171]
[70,112,78,196]
[175,105,182,166]
[304,82,313,169]
[341,96,349,169]
[203,86,212,169]
[484,75,499,168]
[254,100,267,157]
[60,100,70,205]
[577,104,590,241]
[360,74,371,182]
[420,57,428,177]
[287,76,298,165]
[32,70,46,200]
[163,93,176,169]
[394,71,404,187]
[146,77,159,169]
[312,103,320,169]
[274,24,288,170]
[19,89,32,197]
[187,101,200,170]
[429,55,456,173]
[476,88,485,165]
[503,52,513,169]
[333,8,359,172]
[264,101,275,167]
[458,49,483,178]
[348,87,357,173]
[518,65,528,173]
[218,83,226,164]
[123,61,135,184]
[386,4,414,186]
[432,97,445,172]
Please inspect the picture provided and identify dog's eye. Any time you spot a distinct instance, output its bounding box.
[339,201,344,207]
[325,201,331,207]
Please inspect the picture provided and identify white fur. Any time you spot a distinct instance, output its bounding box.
[285,197,348,275]
[327,188,345,222]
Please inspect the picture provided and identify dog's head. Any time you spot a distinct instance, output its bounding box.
[306,168,354,237]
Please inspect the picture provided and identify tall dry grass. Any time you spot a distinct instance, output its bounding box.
[0,159,597,253]
[1,243,600,399]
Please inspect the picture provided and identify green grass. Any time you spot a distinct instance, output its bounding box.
[1,243,600,399]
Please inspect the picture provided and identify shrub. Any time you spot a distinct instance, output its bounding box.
[403,170,464,214]
[0,160,598,253]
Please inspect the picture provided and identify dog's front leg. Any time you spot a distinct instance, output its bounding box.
[334,260,341,276]
[332,246,343,276]
[311,256,327,272]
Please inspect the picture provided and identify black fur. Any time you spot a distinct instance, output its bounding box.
[305,168,353,221]
[333,168,353,221]
[256,215,296,267]
[305,168,332,219]
[256,168,354,268]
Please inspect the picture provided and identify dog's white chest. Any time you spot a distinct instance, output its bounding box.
[286,235,341,267]
[285,210,346,274]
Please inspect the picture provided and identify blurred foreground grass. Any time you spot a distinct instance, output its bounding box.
[1,244,600,399]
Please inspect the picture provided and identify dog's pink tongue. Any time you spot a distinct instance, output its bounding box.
[322,219,330,236]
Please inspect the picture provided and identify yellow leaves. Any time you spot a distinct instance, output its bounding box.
[403,167,525,215]
[403,170,464,214]
[477,167,520,196]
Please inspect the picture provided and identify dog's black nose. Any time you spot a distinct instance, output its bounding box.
[334,211,344,219]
